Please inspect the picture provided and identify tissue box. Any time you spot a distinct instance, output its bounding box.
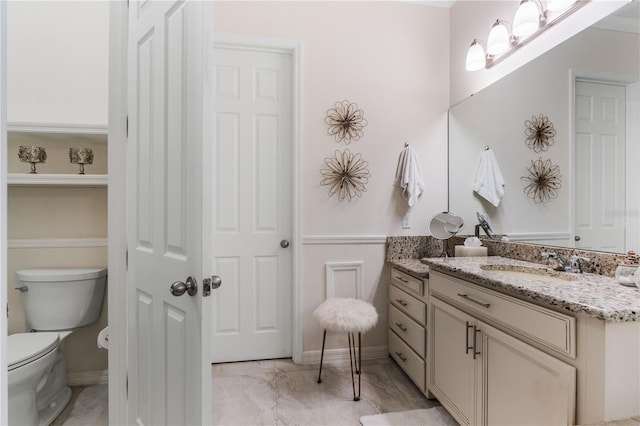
[455,246,488,257]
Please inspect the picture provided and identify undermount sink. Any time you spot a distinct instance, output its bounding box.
[480,264,578,283]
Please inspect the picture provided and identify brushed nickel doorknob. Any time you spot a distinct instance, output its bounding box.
[280,239,290,248]
[170,276,198,296]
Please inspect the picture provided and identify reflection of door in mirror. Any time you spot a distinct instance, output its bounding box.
[574,80,626,252]
[448,2,640,254]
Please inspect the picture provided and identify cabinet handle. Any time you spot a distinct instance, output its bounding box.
[394,322,408,332]
[473,325,481,360]
[457,293,491,309]
[465,321,473,354]
[394,298,408,307]
[394,351,408,362]
[397,276,409,283]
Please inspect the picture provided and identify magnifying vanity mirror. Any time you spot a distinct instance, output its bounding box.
[429,212,464,256]
[449,1,640,254]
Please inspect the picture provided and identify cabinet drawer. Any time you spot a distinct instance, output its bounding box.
[389,304,425,357]
[389,330,425,391]
[430,271,576,358]
[391,268,424,296]
[390,284,426,324]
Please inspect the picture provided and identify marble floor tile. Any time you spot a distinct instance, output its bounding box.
[54,357,435,425]
[212,372,278,426]
[51,384,108,426]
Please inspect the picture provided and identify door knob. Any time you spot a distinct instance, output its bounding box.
[280,239,290,248]
[203,275,222,297]
[170,276,198,296]
[575,236,581,241]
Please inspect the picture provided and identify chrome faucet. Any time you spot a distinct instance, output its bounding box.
[540,252,568,271]
[569,255,590,273]
[540,252,590,273]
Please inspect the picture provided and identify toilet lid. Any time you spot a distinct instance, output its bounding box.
[8,333,59,371]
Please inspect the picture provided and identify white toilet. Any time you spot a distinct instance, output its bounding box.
[8,268,107,426]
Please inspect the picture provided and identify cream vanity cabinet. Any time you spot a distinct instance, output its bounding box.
[388,267,428,394]
[429,270,576,426]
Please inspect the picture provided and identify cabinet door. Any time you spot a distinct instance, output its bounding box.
[430,297,477,426]
[480,322,576,426]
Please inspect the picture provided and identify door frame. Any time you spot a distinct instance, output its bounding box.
[0,1,7,423]
[568,68,638,252]
[213,33,303,364]
[107,1,128,424]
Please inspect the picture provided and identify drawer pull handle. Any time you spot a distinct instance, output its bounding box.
[395,322,408,332]
[397,277,409,283]
[457,293,491,309]
[465,321,473,354]
[394,351,408,362]
[473,325,481,360]
[394,298,408,307]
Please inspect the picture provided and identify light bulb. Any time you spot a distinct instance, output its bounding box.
[513,0,540,38]
[487,20,511,55]
[465,40,486,71]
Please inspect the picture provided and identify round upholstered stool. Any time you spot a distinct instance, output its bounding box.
[313,298,378,401]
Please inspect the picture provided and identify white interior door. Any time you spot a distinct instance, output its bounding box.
[574,80,626,252]
[127,1,213,424]
[211,44,293,363]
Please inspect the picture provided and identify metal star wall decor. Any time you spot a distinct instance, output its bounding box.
[324,100,368,144]
[521,157,562,203]
[524,114,556,152]
[320,149,371,202]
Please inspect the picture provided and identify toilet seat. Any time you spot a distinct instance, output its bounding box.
[8,333,60,371]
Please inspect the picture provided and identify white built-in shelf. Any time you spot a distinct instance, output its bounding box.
[7,122,108,145]
[8,173,108,187]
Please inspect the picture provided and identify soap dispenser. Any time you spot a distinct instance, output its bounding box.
[616,250,638,286]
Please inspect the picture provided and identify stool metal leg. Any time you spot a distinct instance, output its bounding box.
[317,329,327,383]
[348,332,361,401]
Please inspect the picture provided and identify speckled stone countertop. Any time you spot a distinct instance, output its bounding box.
[387,258,430,278]
[423,256,640,323]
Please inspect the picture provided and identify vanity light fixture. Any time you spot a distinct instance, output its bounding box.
[547,0,578,12]
[513,0,546,38]
[465,0,589,71]
[465,39,487,71]
[487,20,517,55]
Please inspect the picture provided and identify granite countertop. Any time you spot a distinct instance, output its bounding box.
[421,256,640,323]
[387,258,430,278]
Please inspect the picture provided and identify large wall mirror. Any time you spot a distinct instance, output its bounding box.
[449,1,640,254]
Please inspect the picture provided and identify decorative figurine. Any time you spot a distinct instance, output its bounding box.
[18,145,47,174]
[69,147,94,174]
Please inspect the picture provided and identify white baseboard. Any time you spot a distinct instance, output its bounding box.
[67,370,108,386]
[302,345,388,365]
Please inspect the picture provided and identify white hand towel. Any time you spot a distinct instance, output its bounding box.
[473,148,505,207]
[394,145,425,207]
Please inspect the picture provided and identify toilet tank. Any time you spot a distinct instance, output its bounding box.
[16,268,107,331]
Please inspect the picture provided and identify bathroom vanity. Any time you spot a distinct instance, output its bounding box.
[388,253,640,426]
[388,261,429,393]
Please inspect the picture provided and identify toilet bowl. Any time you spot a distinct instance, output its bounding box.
[8,333,71,426]
[8,268,107,426]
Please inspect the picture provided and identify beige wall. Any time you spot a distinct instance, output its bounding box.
[7,1,109,125]
[7,1,109,378]
[214,1,450,357]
